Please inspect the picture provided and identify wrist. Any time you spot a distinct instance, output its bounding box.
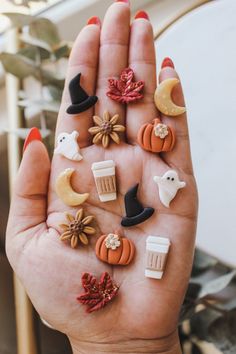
[69,331,182,354]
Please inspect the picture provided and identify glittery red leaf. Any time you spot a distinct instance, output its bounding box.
[106,68,144,104]
[77,272,119,313]
[81,273,98,293]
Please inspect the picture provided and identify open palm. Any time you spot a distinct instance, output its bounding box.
[6,2,198,353]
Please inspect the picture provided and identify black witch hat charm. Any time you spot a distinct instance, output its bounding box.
[66,73,98,114]
[121,184,154,227]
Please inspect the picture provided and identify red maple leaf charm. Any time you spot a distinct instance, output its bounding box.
[106,68,144,104]
[77,272,119,313]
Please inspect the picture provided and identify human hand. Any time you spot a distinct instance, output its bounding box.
[6,1,198,353]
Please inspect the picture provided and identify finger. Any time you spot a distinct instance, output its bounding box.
[56,19,101,148]
[6,128,50,258]
[159,61,193,174]
[126,11,157,144]
[95,1,130,138]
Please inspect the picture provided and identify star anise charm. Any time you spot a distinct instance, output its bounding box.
[88,110,125,148]
[106,67,144,103]
[77,272,119,313]
[59,209,96,248]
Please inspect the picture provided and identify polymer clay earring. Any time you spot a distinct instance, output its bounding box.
[121,184,154,227]
[145,236,171,279]
[137,118,175,153]
[154,78,186,116]
[95,233,135,265]
[55,168,89,206]
[91,160,117,202]
[59,209,96,248]
[153,170,186,208]
[88,111,125,148]
[54,131,83,161]
[66,73,98,114]
[77,272,119,313]
[106,67,144,104]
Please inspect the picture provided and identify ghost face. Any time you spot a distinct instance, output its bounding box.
[165,171,183,189]
[166,171,177,182]
[160,171,185,189]
[58,133,67,144]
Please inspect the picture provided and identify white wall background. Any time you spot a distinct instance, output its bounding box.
[155,0,236,266]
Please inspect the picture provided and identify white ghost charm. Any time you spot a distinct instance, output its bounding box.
[54,131,83,161]
[153,170,186,208]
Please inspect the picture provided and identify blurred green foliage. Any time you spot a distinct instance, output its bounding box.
[0,11,71,151]
[180,249,236,354]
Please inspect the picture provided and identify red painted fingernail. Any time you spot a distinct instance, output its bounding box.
[23,127,42,153]
[161,57,175,69]
[87,16,101,26]
[115,0,130,4]
[134,10,149,20]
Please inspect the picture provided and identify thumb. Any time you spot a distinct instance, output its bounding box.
[6,128,51,249]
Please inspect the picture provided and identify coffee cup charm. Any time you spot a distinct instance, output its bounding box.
[91,160,117,202]
[145,236,171,279]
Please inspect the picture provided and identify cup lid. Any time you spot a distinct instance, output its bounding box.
[146,236,170,245]
[92,160,115,170]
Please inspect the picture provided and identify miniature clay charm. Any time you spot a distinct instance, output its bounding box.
[54,131,83,161]
[137,118,175,153]
[59,209,96,248]
[153,170,186,208]
[55,168,89,206]
[88,111,125,148]
[95,233,135,265]
[121,184,154,227]
[66,73,98,114]
[106,67,144,104]
[154,78,186,116]
[91,160,117,202]
[145,236,171,279]
[77,272,119,313]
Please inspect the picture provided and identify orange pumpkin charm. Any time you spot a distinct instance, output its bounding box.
[95,233,135,266]
[137,118,175,153]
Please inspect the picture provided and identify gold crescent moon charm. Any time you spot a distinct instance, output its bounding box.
[55,168,89,206]
[154,78,186,117]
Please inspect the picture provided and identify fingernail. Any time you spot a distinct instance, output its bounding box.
[23,127,42,153]
[115,0,130,4]
[134,10,149,20]
[87,16,101,26]
[161,57,175,69]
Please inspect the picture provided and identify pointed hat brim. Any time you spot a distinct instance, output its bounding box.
[121,207,154,227]
[66,96,98,115]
